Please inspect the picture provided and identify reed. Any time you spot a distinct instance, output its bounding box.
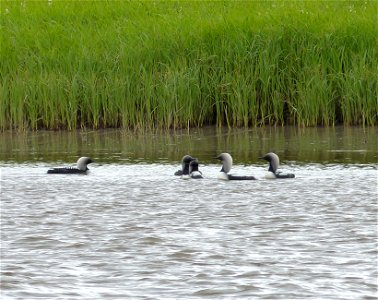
[0,1,376,130]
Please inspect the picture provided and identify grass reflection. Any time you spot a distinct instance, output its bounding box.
[0,126,376,164]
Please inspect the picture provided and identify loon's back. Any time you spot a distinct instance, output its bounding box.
[47,167,88,174]
[276,172,295,179]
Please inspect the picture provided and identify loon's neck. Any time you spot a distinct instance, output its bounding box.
[268,162,276,173]
[182,164,190,176]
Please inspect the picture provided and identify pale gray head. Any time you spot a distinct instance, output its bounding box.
[76,157,93,171]
[216,153,233,173]
[259,152,279,173]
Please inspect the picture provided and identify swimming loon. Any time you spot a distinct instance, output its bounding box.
[216,153,256,180]
[47,157,93,174]
[189,159,203,179]
[179,155,196,179]
[175,155,203,179]
[174,155,194,176]
[259,152,295,179]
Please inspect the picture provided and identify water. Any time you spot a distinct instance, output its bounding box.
[1,127,377,299]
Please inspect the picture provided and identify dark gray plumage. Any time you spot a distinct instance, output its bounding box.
[47,157,93,174]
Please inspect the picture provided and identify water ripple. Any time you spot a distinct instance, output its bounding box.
[1,163,377,299]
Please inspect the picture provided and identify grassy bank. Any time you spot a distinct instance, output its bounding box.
[1,1,377,130]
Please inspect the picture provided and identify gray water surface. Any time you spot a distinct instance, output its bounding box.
[1,127,377,299]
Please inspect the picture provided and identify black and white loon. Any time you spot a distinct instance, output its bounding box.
[189,159,203,179]
[175,155,203,179]
[216,153,256,180]
[259,152,295,179]
[174,155,193,176]
[47,157,93,174]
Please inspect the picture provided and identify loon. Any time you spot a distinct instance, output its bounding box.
[47,157,94,174]
[174,155,194,176]
[259,152,295,179]
[216,153,256,180]
[189,159,203,179]
[175,155,203,179]
[179,155,196,179]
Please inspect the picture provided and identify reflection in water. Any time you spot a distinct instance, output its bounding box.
[0,126,376,164]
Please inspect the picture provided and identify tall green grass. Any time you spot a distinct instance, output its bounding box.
[0,0,377,130]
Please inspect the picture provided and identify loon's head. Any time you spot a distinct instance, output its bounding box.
[259,152,279,174]
[76,157,94,171]
[216,153,233,173]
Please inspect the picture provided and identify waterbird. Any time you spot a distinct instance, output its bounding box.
[216,153,256,180]
[178,155,196,179]
[47,157,94,174]
[259,152,295,179]
[189,159,203,179]
[174,155,193,176]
